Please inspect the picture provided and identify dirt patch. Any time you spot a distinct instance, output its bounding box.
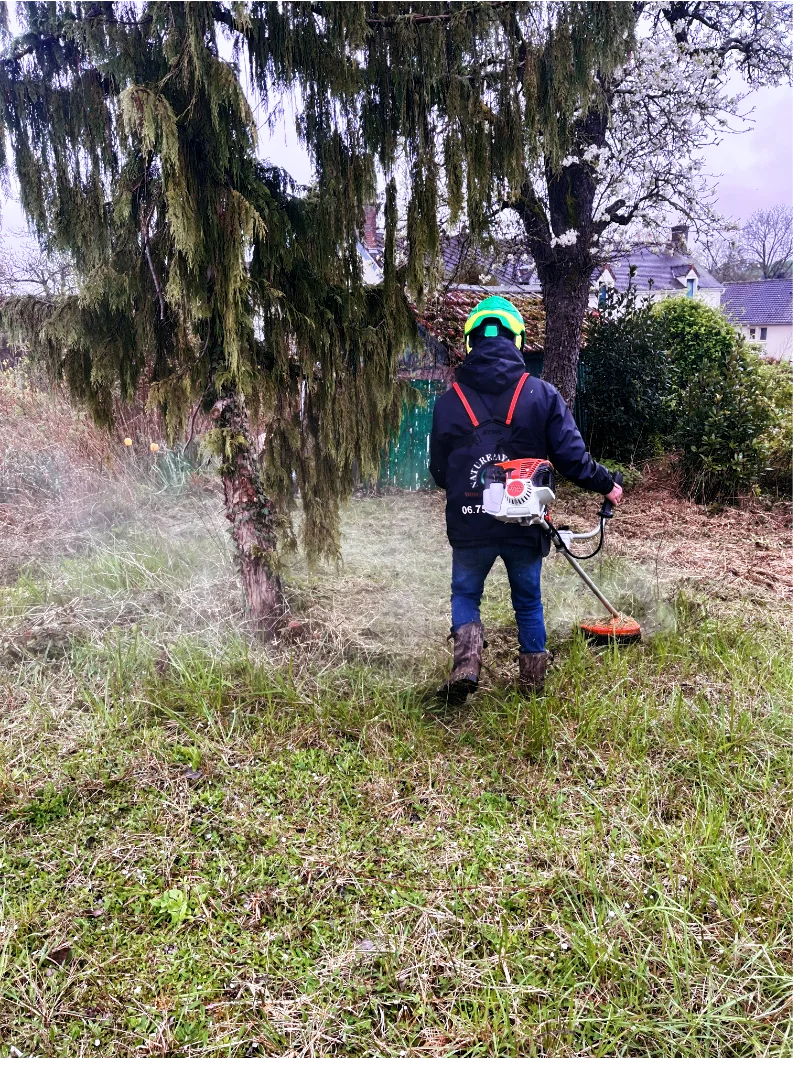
[558,459,792,603]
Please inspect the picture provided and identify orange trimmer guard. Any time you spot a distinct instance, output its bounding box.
[578,615,642,645]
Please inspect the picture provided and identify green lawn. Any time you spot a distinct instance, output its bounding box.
[1,485,791,1056]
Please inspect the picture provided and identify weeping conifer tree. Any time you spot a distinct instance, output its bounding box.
[0,2,412,632]
[0,0,643,638]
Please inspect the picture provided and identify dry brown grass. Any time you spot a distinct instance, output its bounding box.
[1,376,110,579]
[618,461,792,601]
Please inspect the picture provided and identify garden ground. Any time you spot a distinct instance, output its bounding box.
[1,379,791,1056]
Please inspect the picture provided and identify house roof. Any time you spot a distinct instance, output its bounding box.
[601,248,722,292]
[361,231,722,295]
[722,279,793,326]
[361,229,539,291]
[438,232,537,290]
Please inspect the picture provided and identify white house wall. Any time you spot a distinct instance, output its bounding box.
[735,323,793,362]
[587,288,722,310]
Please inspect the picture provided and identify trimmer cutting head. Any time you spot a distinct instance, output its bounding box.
[578,615,642,645]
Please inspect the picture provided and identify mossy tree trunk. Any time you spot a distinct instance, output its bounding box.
[537,276,592,408]
[208,388,285,635]
[514,107,609,408]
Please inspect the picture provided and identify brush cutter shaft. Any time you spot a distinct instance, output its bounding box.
[558,549,621,620]
[540,516,621,619]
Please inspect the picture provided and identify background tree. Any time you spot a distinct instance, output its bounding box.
[694,229,760,284]
[741,205,793,279]
[0,239,76,298]
[291,2,791,405]
[512,1,791,398]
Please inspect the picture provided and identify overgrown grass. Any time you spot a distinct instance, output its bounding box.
[1,481,791,1056]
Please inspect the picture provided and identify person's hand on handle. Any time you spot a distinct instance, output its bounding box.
[598,472,623,520]
[605,481,623,506]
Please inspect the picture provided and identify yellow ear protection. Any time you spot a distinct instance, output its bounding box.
[463,296,526,354]
[464,319,525,354]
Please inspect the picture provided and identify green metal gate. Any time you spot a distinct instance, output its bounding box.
[379,380,445,490]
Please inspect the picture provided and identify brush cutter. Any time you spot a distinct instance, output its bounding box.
[482,460,641,643]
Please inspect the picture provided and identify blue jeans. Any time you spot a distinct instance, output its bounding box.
[451,545,546,653]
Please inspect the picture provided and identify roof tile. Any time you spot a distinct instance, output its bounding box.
[722,280,793,326]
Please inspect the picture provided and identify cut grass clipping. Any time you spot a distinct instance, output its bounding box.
[1,458,791,1054]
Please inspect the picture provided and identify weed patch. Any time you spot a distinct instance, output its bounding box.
[20,784,74,828]
[0,445,791,1054]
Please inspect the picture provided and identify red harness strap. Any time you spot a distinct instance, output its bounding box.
[452,382,480,427]
[453,371,530,427]
[505,372,530,425]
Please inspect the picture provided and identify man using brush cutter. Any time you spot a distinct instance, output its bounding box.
[430,295,623,702]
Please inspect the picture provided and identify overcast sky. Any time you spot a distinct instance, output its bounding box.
[1,83,790,249]
[699,85,793,222]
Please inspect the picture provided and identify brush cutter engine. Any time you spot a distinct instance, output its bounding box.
[482,459,556,524]
[483,460,641,643]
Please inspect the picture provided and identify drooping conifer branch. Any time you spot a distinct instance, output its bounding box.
[0,1,638,580]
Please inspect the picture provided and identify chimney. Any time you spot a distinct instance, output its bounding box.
[670,224,689,254]
[363,203,378,251]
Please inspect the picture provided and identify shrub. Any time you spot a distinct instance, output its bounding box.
[579,283,671,463]
[655,298,776,501]
[578,292,788,502]
[757,361,792,497]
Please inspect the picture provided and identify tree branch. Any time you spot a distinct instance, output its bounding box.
[140,210,166,321]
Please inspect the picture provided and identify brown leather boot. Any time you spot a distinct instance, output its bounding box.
[437,621,485,705]
[518,651,547,694]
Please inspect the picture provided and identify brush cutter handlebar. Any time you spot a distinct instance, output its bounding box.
[598,471,623,521]
[543,471,622,558]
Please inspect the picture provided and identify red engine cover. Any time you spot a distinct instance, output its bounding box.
[496,458,553,480]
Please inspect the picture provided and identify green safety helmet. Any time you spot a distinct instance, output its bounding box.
[463,295,525,354]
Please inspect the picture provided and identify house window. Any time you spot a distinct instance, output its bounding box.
[760,327,768,340]
[686,278,695,298]
[598,283,608,309]
[749,328,756,338]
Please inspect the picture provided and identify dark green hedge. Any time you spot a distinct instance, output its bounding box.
[579,287,790,501]
[579,286,670,464]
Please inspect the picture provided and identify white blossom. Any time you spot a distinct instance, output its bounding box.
[550,228,579,248]
[442,4,790,273]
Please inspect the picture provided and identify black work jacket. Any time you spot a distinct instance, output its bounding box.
[429,336,614,550]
